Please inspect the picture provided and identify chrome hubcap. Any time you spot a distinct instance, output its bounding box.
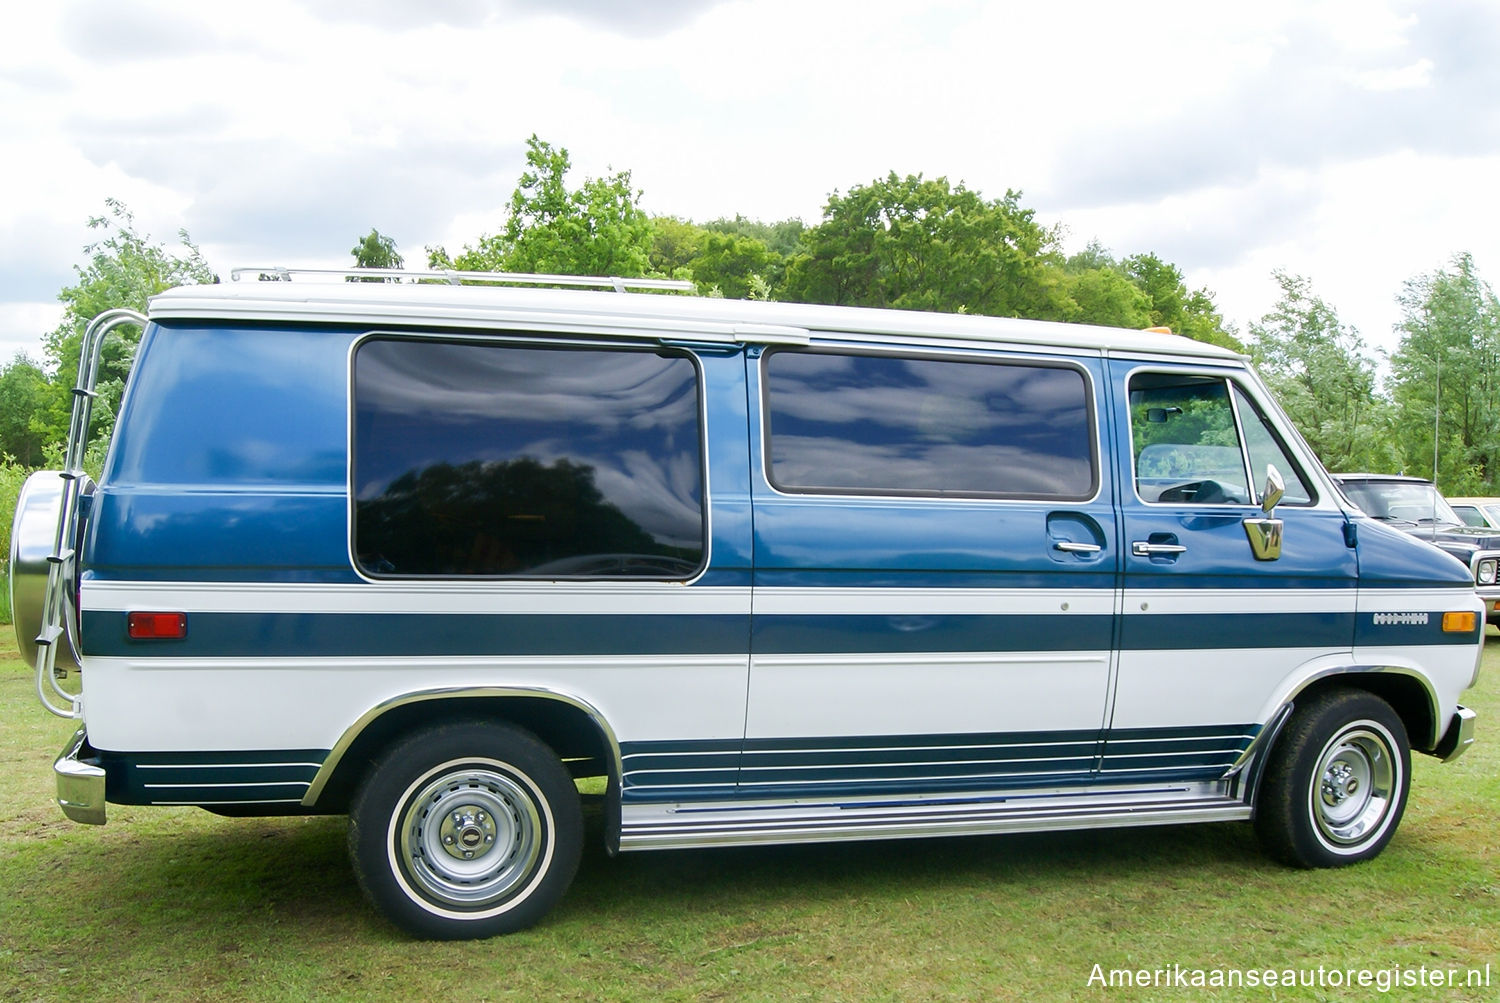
[1313,727,1395,846]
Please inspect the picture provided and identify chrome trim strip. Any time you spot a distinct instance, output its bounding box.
[144,781,311,790]
[1267,664,1443,747]
[619,793,1250,851]
[302,685,623,807]
[54,727,106,825]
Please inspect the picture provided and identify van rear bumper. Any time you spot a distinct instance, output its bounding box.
[54,727,107,825]
[1432,705,1477,764]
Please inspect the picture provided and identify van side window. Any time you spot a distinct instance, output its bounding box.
[352,338,704,578]
[1130,372,1312,505]
[1231,384,1314,505]
[764,350,1096,500]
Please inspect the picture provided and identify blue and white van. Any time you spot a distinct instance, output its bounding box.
[12,270,1482,939]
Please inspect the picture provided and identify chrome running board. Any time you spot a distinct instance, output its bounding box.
[620,783,1250,851]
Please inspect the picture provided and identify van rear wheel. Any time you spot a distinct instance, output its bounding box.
[1254,690,1409,867]
[348,721,582,939]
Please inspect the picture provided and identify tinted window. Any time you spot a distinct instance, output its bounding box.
[353,338,703,578]
[1130,374,1249,503]
[764,351,1096,499]
[1128,373,1313,506]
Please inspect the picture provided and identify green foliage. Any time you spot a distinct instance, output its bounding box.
[38,200,214,449]
[0,456,27,621]
[0,357,51,467]
[1122,253,1242,350]
[349,228,403,276]
[1250,271,1393,473]
[781,172,1074,319]
[702,215,805,258]
[648,216,782,299]
[648,216,706,275]
[1065,265,1153,329]
[685,232,777,300]
[1388,253,1500,494]
[429,136,654,278]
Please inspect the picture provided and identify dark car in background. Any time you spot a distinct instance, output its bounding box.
[1333,473,1500,626]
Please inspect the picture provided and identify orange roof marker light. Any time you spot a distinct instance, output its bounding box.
[1144,326,1173,334]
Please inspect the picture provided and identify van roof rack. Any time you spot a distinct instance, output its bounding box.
[228,267,696,293]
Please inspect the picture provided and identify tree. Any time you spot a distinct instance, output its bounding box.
[1123,253,1241,350]
[429,135,654,278]
[350,228,403,279]
[702,215,804,258]
[780,172,1074,320]
[1062,243,1152,329]
[685,232,777,299]
[0,355,50,466]
[1388,253,1500,493]
[1249,272,1392,473]
[648,216,706,276]
[37,200,214,449]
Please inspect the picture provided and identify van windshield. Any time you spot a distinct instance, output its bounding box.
[1340,480,1461,526]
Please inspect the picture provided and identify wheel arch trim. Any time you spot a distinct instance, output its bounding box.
[1239,658,1440,769]
[302,685,623,807]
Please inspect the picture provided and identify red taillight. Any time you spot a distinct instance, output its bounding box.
[127,612,187,640]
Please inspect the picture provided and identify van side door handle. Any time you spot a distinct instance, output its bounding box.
[1132,541,1187,557]
[1054,541,1102,554]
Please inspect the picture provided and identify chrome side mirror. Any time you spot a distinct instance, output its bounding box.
[1260,464,1285,515]
[1244,464,1285,560]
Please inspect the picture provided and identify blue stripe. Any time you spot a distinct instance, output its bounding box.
[619,725,1261,803]
[83,607,1406,657]
[96,749,327,805]
[753,614,1114,654]
[82,611,751,658]
[1118,612,1354,650]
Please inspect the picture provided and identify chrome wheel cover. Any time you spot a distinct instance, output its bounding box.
[1311,724,1397,848]
[398,766,543,908]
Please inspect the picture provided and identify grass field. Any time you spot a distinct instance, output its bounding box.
[2,635,1496,1002]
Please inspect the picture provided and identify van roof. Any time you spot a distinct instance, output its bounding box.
[147,278,1246,360]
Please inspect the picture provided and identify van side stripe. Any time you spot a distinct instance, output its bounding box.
[95,749,327,806]
[78,609,1374,657]
[618,725,1259,803]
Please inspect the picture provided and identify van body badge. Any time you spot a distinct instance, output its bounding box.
[1373,612,1430,626]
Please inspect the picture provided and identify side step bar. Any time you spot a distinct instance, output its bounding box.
[620,787,1251,851]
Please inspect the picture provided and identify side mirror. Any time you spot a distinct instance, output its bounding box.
[1261,464,1285,515]
[1245,464,1285,561]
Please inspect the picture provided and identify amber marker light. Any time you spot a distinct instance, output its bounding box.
[1442,611,1477,633]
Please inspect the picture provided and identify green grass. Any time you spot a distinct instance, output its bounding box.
[2,635,1497,1002]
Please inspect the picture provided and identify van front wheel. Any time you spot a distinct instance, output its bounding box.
[1255,690,1410,868]
[348,721,582,939]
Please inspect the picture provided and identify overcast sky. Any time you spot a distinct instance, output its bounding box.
[3,0,1497,367]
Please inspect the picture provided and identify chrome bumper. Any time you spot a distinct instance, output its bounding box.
[1433,705,1477,764]
[54,727,106,825]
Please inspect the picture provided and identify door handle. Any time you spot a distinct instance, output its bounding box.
[1054,541,1102,554]
[1132,541,1187,557]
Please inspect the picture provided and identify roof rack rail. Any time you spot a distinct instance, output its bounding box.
[227,267,695,293]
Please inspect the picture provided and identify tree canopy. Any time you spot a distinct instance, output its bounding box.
[1387,254,1500,492]
[428,135,653,277]
[1249,272,1391,473]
